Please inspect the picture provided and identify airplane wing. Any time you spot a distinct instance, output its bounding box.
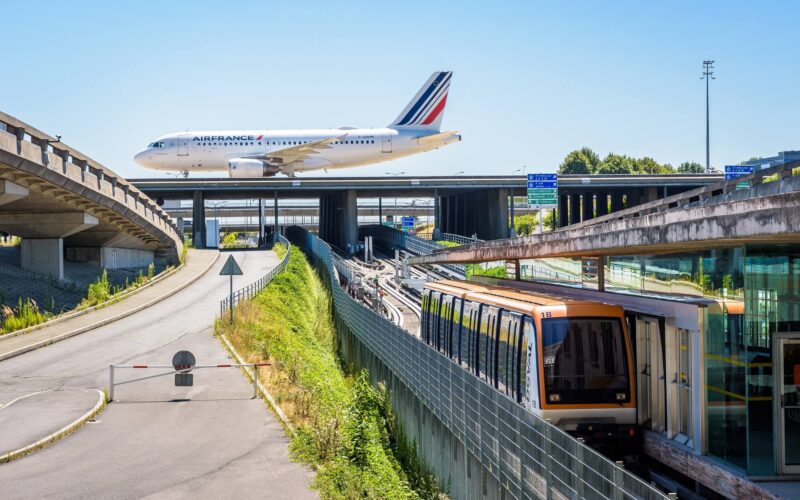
[244,135,345,165]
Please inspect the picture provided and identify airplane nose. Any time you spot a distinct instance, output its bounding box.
[134,150,151,166]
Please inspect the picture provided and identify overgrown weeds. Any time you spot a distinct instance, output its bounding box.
[218,246,441,499]
[0,298,50,334]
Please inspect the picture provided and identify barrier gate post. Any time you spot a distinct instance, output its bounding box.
[109,364,115,402]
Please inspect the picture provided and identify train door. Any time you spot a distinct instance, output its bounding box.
[635,316,666,432]
[775,334,800,474]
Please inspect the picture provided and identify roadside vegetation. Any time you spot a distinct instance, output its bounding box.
[78,263,156,310]
[217,244,440,499]
[466,262,508,279]
[1,298,51,334]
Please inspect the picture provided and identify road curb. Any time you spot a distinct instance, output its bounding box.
[218,333,294,435]
[0,251,221,362]
[0,389,106,464]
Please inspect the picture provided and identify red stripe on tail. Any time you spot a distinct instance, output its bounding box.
[421,94,448,125]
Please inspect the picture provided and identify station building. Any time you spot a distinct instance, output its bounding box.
[473,243,800,496]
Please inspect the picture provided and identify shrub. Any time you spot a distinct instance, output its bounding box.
[1,298,48,334]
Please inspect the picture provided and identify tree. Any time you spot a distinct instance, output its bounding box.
[558,147,599,174]
[677,161,704,173]
[739,156,763,166]
[634,156,674,174]
[596,153,637,174]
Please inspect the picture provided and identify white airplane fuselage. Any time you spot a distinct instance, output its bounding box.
[134,127,460,176]
[135,71,460,177]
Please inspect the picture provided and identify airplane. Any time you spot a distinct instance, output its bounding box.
[134,71,460,177]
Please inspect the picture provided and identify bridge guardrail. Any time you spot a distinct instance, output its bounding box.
[287,225,667,500]
[219,235,291,316]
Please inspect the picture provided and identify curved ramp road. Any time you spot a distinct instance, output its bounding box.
[0,250,316,499]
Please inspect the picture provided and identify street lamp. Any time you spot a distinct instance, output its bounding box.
[701,60,715,173]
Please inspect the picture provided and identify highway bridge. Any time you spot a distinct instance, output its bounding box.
[132,172,721,248]
[0,112,182,279]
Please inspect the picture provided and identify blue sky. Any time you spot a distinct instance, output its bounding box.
[2,1,798,179]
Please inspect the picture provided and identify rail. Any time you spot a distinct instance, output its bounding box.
[359,225,467,275]
[218,234,291,316]
[286,226,668,500]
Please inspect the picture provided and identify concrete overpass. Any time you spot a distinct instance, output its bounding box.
[132,173,720,250]
[408,160,800,265]
[0,112,182,279]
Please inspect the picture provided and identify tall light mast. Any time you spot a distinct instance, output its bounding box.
[701,60,715,172]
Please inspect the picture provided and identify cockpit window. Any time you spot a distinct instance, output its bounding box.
[147,141,165,148]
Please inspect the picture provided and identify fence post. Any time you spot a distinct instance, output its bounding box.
[252,364,258,399]
[109,365,115,402]
[545,419,553,500]
[614,461,625,500]
[576,437,586,498]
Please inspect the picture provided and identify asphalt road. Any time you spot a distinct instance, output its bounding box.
[0,249,316,499]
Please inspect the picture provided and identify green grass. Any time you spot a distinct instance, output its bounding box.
[434,239,461,248]
[1,298,51,334]
[218,246,439,499]
[466,263,508,279]
[78,264,156,310]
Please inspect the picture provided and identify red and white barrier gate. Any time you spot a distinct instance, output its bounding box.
[108,362,270,402]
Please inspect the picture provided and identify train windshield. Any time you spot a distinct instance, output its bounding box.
[541,317,630,404]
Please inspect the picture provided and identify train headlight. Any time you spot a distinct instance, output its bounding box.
[616,392,627,401]
[549,393,561,402]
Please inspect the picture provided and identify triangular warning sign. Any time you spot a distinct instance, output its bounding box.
[219,255,243,276]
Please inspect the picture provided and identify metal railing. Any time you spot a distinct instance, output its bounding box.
[287,226,667,500]
[219,234,291,316]
[359,225,467,276]
[439,232,484,246]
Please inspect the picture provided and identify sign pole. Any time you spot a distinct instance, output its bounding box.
[539,207,543,234]
[229,274,233,323]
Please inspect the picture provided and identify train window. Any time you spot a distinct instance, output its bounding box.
[421,290,430,344]
[540,317,629,404]
[497,311,523,400]
[437,295,452,353]
[459,299,477,371]
[478,305,500,386]
[451,297,463,360]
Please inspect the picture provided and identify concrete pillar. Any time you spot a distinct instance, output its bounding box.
[569,193,581,225]
[273,191,279,240]
[581,193,593,222]
[610,190,624,213]
[596,191,609,217]
[21,238,64,279]
[509,194,517,237]
[433,191,442,240]
[558,193,569,228]
[192,190,206,249]
[486,188,509,240]
[258,198,265,246]
[378,198,383,224]
[644,186,659,204]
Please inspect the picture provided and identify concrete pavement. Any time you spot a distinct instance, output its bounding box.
[0,249,316,499]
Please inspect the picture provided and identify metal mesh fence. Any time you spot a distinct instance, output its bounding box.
[286,226,667,500]
[219,234,291,316]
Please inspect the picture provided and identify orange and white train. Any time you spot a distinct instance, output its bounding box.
[421,280,637,444]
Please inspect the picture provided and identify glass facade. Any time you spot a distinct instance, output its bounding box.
[517,244,800,476]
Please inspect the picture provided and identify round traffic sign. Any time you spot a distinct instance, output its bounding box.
[172,350,196,372]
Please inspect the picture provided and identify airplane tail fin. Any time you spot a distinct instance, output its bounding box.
[388,71,452,131]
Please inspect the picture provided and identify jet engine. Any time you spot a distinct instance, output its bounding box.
[227,159,279,178]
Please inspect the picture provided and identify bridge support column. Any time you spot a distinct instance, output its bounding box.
[569,193,581,225]
[378,198,383,224]
[626,189,641,209]
[596,191,609,217]
[581,193,593,222]
[558,193,569,228]
[192,190,206,249]
[433,191,442,240]
[273,191,278,240]
[610,190,625,213]
[258,198,265,246]
[509,194,517,237]
[319,190,358,253]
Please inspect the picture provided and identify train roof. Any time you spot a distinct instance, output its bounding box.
[425,279,624,316]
